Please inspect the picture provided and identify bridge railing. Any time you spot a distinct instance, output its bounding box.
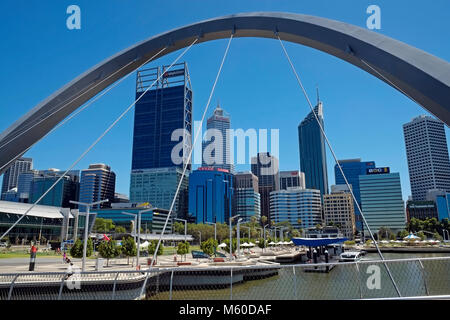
[0,256,449,300]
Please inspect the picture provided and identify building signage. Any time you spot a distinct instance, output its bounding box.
[163,69,185,78]
[367,167,390,175]
[198,167,230,173]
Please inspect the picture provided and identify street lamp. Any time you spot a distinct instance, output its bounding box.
[229,214,240,261]
[237,218,243,258]
[70,199,109,272]
[174,218,187,243]
[136,207,154,267]
[263,224,269,252]
[443,230,449,242]
[206,222,217,242]
[198,231,202,245]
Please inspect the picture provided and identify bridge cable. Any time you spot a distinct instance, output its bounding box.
[0,39,197,241]
[139,33,234,297]
[0,48,167,173]
[276,34,402,297]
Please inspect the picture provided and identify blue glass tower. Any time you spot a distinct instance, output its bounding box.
[298,102,328,197]
[131,62,192,171]
[334,159,376,231]
[188,167,233,224]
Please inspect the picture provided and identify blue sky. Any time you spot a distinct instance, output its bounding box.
[0,0,449,201]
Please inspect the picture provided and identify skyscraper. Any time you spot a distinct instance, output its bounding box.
[334,159,376,231]
[202,104,234,173]
[188,167,233,224]
[130,63,192,218]
[1,157,32,200]
[251,152,279,221]
[359,170,406,236]
[79,164,116,210]
[298,101,328,197]
[233,172,261,223]
[403,115,450,201]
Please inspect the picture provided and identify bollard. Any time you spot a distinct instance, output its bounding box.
[324,250,329,272]
[29,245,37,271]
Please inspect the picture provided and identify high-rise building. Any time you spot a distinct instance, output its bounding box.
[359,170,406,236]
[130,63,192,218]
[131,62,192,171]
[270,188,322,229]
[403,115,450,201]
[79,164,115,211]
[279,170,305,190]
[188,167,233,224]
[334,159,376,231]
[323,186,356,240]
[1,157,32,200]
[298,102,328,197]
[129,167,189,219]
[17,170,40,203]
[233,172,261,223]
[31,169,80,208]
[251,152,279,221]
[202,104,234,173]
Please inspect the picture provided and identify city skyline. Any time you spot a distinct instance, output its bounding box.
[1,1,450,203]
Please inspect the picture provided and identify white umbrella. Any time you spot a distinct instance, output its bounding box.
[404,233,420,240]
[276,241,283,245]
[241,242,250,247]
[140,241,149,248]
[381,240,389,244]
[268,242,275,246]
[289,241,294,245]
[218,243,227,248]
[283,241,290,245]
[249,242,255,247]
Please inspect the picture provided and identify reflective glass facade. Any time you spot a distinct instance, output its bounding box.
[334,159,376,231]
[188,168,233,224]
[359,173,406,235]
[298,103,328,197]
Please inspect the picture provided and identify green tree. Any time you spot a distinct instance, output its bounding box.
[148,240,164,264]
[260,215,268,226]
[398,230,409,239]
[222,238,237,254]
[115,226,127,234]
[98,240,121,266]
[200,238,218,256]
[417,231,426,241]
[70,238,93,258]
[378,226,394,240]
[257,238,267,249]
[176,241,190,261]
[173,221,185,234]
[121,236,137,265]
[433,232,443,241]
[93,218,115,233]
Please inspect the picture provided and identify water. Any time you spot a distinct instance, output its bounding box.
[149,253,450,300]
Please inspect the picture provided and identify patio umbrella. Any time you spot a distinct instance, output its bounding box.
[276,241,283,245]
[249,242,255,247]
[140,241,149,248]
[403,233,420,241]
[241,242,250,247]
[268,242,275,246]
[218,243,227,248]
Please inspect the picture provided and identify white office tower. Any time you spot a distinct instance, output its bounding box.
[403,115,450,201]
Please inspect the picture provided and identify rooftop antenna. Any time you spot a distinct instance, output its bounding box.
[316,85,320,105]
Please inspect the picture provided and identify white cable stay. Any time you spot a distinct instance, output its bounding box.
[276,34,402,297]
[139,33,234,297]
[0,40,198,241]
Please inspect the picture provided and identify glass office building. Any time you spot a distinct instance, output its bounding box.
[130,167,189,219]
[359,171,406,236]
[298,102,328,197]
[79,164,116,211]
[202,104,234,173]
[132,62,192,171]
[1,157,32,200]
[31,169,80,208]
[188,167,233,224]
[270,188,322,229]
[334,159,376,231]
[233,172,261,222]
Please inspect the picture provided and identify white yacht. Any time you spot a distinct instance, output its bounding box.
[339,251,362,262]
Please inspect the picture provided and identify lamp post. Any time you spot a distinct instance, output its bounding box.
[263,224,269,252]
[174,218,187,243]
[198,231,202,246]
[272,226,279,242]
[206,222,217,242]
[136,208,154,267]
[229,214,240,261]
[69,199,109,272]
[443,230,449,242]
[237,218,243,258]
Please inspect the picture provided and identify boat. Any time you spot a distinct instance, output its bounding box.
[339,251,362,262]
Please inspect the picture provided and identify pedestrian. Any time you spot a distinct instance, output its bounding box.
[63,251,66,263]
